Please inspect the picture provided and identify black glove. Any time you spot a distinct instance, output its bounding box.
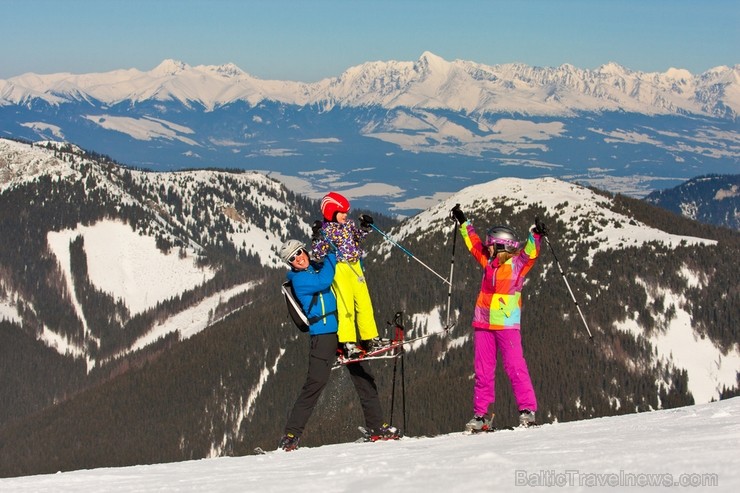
[359,214,374,229]
[311,220,323,241]
[451,204,466,225]
[533,216,549,236]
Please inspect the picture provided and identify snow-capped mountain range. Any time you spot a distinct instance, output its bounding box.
[2,52,738,116]
[1,53,738,216]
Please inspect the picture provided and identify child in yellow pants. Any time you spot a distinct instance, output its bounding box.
[311,192,388,358]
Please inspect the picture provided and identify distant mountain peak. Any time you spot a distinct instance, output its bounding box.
[417,51,448,67]
[151,59,189,77]
[664,67,693,81]
[204,62,246,78]
[597,61,629,74]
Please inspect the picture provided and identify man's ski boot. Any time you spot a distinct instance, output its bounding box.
[374,423,401,440]
[278,432,300,451]
[465,414,493,433]
[359,423,402,442]
[519,410,536,427]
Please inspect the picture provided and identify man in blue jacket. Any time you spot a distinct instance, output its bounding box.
[278,239,399,451]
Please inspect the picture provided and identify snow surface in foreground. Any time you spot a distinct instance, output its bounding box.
[3,398,738,492]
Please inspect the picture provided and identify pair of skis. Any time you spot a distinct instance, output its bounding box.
[255,424,402,455]
[331,324,454,370]
[463,423,540,435]
[254,421,538,454]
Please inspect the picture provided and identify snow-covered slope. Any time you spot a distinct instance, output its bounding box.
[2,397,736,491]
[0,59,310,111]
[0,140,80,189]
[1,138,736,410]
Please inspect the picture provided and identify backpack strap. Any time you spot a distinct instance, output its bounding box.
[305,293,337,324]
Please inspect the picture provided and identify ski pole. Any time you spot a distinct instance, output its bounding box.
[369,223,451,286]
[388,312,406,434]
[445,219,458,327]
[541,235,593,339]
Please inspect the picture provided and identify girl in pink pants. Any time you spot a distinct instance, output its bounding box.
[473,329,537,416]
[451,204,547,430]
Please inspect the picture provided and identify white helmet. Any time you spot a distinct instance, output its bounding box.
[485,226,520,253]
[279,239,305,263]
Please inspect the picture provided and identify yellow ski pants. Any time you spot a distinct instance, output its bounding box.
[332,261,379,343]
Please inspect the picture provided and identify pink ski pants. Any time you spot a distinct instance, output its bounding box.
[473,328,537,415]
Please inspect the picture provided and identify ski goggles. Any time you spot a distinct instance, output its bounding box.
[485,237,520,251]
[288,248,307,263]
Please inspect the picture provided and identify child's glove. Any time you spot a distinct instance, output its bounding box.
[450,204,466,225]
[532,216,549,236]
[311,220,323,240]
[359,214,374,229]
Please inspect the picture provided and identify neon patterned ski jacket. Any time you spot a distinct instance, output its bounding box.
[312,219,369,263]
[459,221,541,330]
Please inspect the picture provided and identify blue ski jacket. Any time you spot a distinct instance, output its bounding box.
[286,252,338,335]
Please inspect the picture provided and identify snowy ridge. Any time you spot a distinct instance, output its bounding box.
[1,53,737,118]
[0,140,80,190]
[0,60,312,111]
[2,139,733,401]
[2,397,737,492]
[1,139,299,267]
[395,176,716,260]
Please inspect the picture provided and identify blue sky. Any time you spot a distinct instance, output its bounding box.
[1,0,737,81]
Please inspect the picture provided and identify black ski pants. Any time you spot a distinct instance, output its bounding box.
[284,333,384,437]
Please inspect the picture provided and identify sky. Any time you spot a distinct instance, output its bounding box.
[0,397,737,491]
[1,0,738,81]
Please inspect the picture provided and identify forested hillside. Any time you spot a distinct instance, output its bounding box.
[645,174,739,230]
[0,138,314,427]
[0,139,737,478]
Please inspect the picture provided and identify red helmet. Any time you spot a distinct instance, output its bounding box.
[320,192,350,221]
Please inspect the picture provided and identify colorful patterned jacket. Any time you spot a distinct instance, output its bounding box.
[312,219,368,263]
[459,221,541,330]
